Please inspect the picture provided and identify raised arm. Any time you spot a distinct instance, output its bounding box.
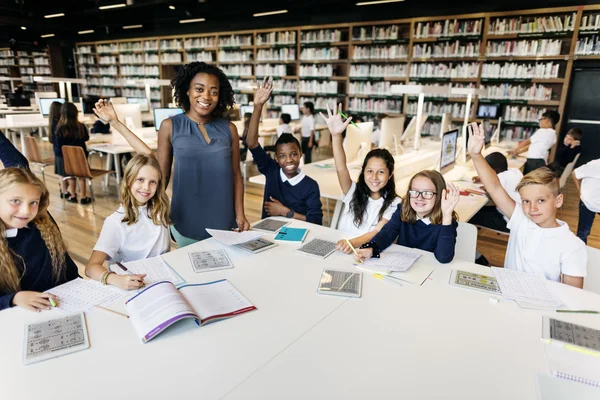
[320,103,353,195]
[157,118,174,186]
[246,76,273,149]
[0,130,29,169]
[94,99,152,155]
[468,123,516,219]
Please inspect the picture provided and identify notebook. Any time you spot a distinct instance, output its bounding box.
[536,373,600,399]
[357,251,421,274]
[296,238,337,259]
[543,340,600,388]
[235,238,278,254]
[23,312,89,365]
[110,255,185,286]
[317,269,362,298]
[188,249,233,273]
[125,280,256,343]
[274,226,309,243]
[251,218,289,234]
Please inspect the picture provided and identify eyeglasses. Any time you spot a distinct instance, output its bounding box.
[408,190,436,200]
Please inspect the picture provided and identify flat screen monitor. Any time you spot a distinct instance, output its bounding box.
[477,103,500,119]
[440,129,459,169]
[81,96,101,114]
[39,98,65,117]
[153,107,184,131]
[127,97,149,112]
[6,93,30,107]
[281,104,300,120]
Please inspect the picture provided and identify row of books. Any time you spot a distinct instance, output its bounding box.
[220,65,253,76]
[414,20,483,38]
[229,79,255,91]
[579,14,600,31]
[257,64,289,77]
[481,61,560,79]
[185,37,216,50]
[349,64,407,78]
[19,67,51,75]
[299,64,334,77]
[219,35,253,47]
[187,52,214,63]
[234,94,249,104]
[299,96,343,110]
[299,48,340,60]
[575,36,600,55]
[257,31,296,46]
[352,25,401,41]
[301,29,342,43]
[298,80,338,94]
[485,39,563,56]
[405,82,476,98]
[161,53,183,63]
[267,95,296,106]
[348,81,394,95]
[502,126,535,141]
[218,50,253,62]
[480,83,553,100]
[352,45,408,60]
[488,14,576,34]
[348,98,402,113]
[121,65,160,76]
[503,106,548,122]
[409,62,479,78]
[87,77,162,87]
[406,101,472,118]
[413,41,480,58]
[256,48,296,62]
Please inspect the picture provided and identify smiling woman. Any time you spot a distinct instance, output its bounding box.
[159,62,249,246]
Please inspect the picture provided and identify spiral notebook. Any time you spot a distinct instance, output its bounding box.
[543,341,600,388]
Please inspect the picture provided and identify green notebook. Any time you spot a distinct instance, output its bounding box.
[274,226,309,243]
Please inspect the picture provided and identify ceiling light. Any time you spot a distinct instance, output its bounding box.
[99,3,126,10]
[78,30,94,34]
[44,13,65,18]
[253,9,288,17]
[123,24,143,29]
[179,18,206,24]
[21,26,26,30]
[169,5,175,10]
[356,0,404,5]
[41,34,55,38]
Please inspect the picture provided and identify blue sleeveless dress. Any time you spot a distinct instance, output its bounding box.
[170,114,236,240]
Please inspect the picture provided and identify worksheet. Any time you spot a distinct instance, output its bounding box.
[46,278,127,313]
[111,256,185,286]
[189,249,233,273]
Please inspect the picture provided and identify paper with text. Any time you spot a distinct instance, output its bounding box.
[206,228,263,245]
[46,278,127,313]
[112,256,185,287]
[492,267,563,310]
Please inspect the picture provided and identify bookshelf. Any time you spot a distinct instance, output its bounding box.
[0,47,53,94]
[75,5,600,141]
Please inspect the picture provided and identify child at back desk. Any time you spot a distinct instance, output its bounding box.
[469,123,586,288]
[548,128,583,177]
[246,78,323,224]
[264,113,293,153]
[572,158,600,244]
[509,110,560,174]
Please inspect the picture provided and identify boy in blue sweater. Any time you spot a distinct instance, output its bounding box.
[246,77,323,225]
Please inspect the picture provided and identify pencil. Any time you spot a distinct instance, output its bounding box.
[95,305,129,319]
[338,110,360,129]
[556,310,600,314]
[343,236,362,264]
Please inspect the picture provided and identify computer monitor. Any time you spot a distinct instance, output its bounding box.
[39,98,65,117]
[6,93,30,107]
[153,107,184,131]
[113,104,142,129]
[281,104,300,120]
[440,129,459,170]
[127,97,149,112]
[34,91,58,110]
[477,103,500,119]
[81,96,101,114]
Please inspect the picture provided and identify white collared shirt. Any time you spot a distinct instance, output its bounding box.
[528,128,556,160]
[575,159,600,213]
[277,124,293,137]
[4,228,18,238]
[417,215,432,225]
[280,169,306,186]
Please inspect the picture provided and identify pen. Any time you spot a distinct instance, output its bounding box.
[343,236,362,264]
[374,273,403,287]
[338,109,360,129]
[556,310,600,314]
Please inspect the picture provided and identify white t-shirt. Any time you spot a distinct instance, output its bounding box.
[337,181,402,237]
[505,203,587,281]
[497,168,523,222]
[94,205,170,264]
[371,128,381,146]
[575,159,600,213]
[277,123,293,138]
[301,115,315,138]
[528,128,556,160]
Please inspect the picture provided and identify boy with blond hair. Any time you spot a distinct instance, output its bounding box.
[468,123,586,288]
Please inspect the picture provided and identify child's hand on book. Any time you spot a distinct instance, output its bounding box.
[12,291,58,312]
[110,274,146,290]
[253,76,273,106]
[320,103,352,137]
[355,248,373,262]
[467,122,485,156]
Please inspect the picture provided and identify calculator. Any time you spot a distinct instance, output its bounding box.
[296,238,337,259]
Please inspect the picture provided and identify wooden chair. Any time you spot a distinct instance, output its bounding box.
[23,136,53,185]
[62,145,112,214]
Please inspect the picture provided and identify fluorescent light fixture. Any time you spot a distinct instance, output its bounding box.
[41,34,55,38]
[356,0,404,5]
[179,18,206,24]
[99,3,126,10]
[78,30,94,34]
[21,26,26,30]
[253,9,288,17]
[169,5,175,9]
[123,24,143,29]
[44,13,65,18]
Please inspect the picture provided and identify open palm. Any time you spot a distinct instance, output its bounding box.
[467,122,485,156]
[254,76,273,106]
[319,103,351,137]
[93,99,118,122]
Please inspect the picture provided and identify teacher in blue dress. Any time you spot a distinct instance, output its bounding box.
[158,62,250,246]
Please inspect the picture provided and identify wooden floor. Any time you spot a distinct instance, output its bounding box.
[4,136,600,270]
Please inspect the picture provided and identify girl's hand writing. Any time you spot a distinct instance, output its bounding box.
[319,103,352,137]
[108,273,146,290]
[12,291,58,312]
[355,248,373,262]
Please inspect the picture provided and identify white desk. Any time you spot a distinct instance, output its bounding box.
[1,219,598,400]
[0,118,49,157]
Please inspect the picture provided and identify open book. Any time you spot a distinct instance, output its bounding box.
[125,279,256,343]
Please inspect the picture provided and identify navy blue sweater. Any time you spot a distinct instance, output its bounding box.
[250,144,323,225]
[0,130,80,310]
[53,124,89,157]
[371,203,458,263]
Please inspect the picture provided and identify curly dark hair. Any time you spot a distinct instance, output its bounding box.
[350,148,397,228]
[171,62,235,117]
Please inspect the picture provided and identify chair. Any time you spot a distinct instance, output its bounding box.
[62,145,112,214]
[379,116,405,153]
[344,121,374,162]
[455,222,478,263]
[583,245,600,295]
[559,153,580,204]
[23,136,53,185]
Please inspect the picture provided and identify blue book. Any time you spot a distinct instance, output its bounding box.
[274,227,309,243]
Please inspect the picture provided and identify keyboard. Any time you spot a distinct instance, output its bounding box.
[296,239,337,259]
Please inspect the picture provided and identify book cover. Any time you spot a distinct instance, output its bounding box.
[274,226,308,243]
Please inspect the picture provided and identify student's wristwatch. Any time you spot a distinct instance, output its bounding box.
[285,208,294,218]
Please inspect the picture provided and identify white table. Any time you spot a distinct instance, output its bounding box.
[0,118,49,157]
[1,219,598,400]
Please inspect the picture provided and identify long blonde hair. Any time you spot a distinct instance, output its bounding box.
[119,154,170,227]
[0,168,68,293]
[401,170,458,225]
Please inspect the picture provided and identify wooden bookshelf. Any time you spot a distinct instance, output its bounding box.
[75,5,598,138]
[0,47,53,94]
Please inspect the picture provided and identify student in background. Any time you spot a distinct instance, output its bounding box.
[47,101,62,145]
[371,113,388,147]
[572,158,600,244]
[509,110,560,174]
[548,128,583,177]
[321,104,400,252]
[91,118,111,134]
[54,102,91,204]
[277,113,293,138]
[247,78,323,224]
[301,101,316,164]
[158,61,249,246]
[0,131,79,312]
[355,170,460,264]
[469,123,586,288]
[85,100,171,290]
